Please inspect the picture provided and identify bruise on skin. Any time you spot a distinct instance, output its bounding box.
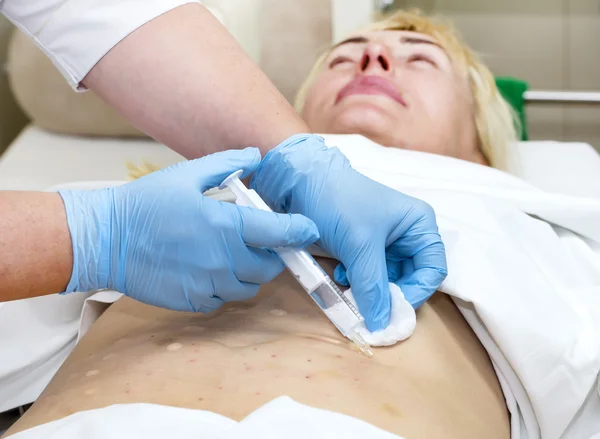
[381,402,402,417]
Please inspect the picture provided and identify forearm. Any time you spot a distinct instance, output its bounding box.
[83,3,309,158]
[0,192,72,301]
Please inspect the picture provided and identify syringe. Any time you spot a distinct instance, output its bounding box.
[219,170,374,358]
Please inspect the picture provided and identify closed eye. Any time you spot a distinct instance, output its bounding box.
[408,54,437,67]
[329,56,354,68]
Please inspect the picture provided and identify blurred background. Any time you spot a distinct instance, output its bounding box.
[0,0,599,155]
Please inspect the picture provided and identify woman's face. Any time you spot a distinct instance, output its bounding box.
[302,30,484,164]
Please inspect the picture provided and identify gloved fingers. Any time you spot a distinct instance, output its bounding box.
[187,294,225,314]
[386,258,406,283]
[215,282,261,303]
[207,266,262,303]
[394,239,448,309]
[333,262,349,286]
[399,258,415,279]
[393,266,447,309]
[184,268,262,310]
[185,147,262,192]
[385,220,445,265]
[344,245,392,332]
[337,259,407,286]
[384,200,441,257]
[232,247,285,285]
[234,205,319,249]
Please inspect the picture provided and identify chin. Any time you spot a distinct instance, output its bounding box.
[324,108,403,147]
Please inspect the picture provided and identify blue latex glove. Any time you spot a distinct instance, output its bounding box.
[251,134,447,331]
[58,147,319,313]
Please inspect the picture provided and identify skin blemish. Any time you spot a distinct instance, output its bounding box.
[166,343,183,351]
[198,397,204,402]
[218,386,223,390]
[271,354,277,358]
[253,348,258,351]
[336,355,344,359]
[125,389,131,394]
[255,392,261,396]
[307,359,312,362]
[269,308,287,317]
[189,359,197,363]
[84,388,97,396]
[381,402,402,418]
[85,370,100,377]
[305,375,311,379]
[146,372,153,376]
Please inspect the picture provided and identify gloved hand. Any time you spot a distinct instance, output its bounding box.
[251,134,447,332]
[58,148,319,312]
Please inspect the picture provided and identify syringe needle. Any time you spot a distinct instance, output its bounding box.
[350,332,374,359]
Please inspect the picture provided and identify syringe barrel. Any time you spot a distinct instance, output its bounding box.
[219,171,366,343]
[274,247,327,293]
[221,174,329,293]
[309,280,364,337]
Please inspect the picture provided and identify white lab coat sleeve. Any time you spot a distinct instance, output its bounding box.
[0,0,201,91]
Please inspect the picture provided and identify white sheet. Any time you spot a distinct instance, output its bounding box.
[319,134,600,439]
[8,396,404,439]
[0,293,89,412]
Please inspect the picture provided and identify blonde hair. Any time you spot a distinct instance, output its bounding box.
[295,9,518,170]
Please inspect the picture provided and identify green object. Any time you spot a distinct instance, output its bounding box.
[495,76,529,140]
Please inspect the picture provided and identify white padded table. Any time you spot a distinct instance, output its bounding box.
[1,126,600,199]
[0,126,184,191]
[507,140,600,199]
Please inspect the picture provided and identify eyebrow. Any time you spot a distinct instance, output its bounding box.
[331,36,369,50]
[400,35,442,49]
[331,34,443,51]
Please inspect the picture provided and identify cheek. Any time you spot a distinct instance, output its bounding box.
[411,76,460,120]
[302,74,350,120]
[408,76,474,145]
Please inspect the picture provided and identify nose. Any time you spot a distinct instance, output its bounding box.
[359,42,393,75]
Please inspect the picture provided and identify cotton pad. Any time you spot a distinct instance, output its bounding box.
[344,283,416,347]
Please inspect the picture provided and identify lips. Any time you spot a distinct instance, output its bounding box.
[335,75,407,107]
